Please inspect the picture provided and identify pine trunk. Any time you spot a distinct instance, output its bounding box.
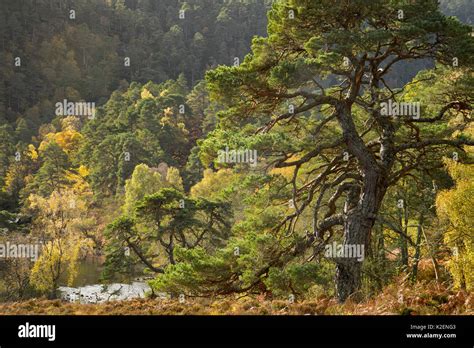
[335,169,387,302]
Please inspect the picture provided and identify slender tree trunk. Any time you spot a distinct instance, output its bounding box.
[411,214,424,283]
[377,222,385,263]
[399,202,409,270]
[374,221,386,291]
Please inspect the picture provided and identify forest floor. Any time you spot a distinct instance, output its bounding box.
[0,280,471,315]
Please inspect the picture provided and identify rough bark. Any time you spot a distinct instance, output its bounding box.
[335,170,387,302]
[334,104,390,302]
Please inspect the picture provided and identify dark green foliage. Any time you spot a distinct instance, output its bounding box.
[102,216,139,281]
[31,142,70,197]
[265,262,334,298]
[102,188,231,279]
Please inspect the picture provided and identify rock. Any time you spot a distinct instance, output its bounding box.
[57,282,151,304]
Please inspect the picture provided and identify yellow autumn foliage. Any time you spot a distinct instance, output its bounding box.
[30,237,93,292]
[78,165,89,177]
[28,189,94,293]
[270,154,300,179]
[190,169,239,200]
[39,129,84,154]
[141,87,154,99]
[28,144,38,160]
[436,160,474,291]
